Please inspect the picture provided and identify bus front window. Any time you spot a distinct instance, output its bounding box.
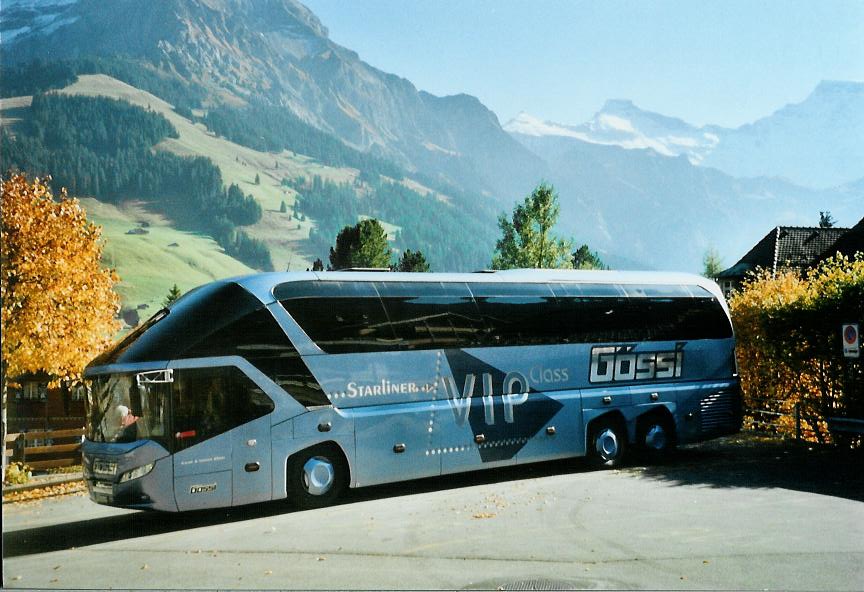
[86,375,170,447]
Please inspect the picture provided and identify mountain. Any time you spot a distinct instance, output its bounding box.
[2,0,544,200]
[505,81,864,189]
[509,131,863,272]
[700,81,864,189]
[505,103,718,165]
[2,0,861,276]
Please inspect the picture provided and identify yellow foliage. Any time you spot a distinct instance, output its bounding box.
[805,253,864,302]
[729,254,864,442]
[1,173,121,388]
[3,461,32,485]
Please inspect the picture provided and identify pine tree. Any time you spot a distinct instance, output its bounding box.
[491,183,572,269]
[572,244,606,270]
[328,219,392,270]
[702,248,724,278]
[162,283,182,307]
[394,249,431,272]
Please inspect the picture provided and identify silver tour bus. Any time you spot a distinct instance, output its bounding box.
[82,269,741,511]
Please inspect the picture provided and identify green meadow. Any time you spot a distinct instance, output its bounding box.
[81,198,253,316]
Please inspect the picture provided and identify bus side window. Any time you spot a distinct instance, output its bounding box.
[282,296,395,353]
[376,281,484,350]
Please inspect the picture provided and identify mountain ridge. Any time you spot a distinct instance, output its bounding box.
[1,0,861,275]
[2,0,544,199]
[504,80,864,189]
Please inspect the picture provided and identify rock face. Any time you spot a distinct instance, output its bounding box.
[3,0,543,199]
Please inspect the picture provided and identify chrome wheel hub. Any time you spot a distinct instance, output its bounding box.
[595,428,619,460]
[644,424,668,451]
[302,457,335,496]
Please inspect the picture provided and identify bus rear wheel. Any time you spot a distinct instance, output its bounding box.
[637,416,675,461]
[288,445,346,510]
[588,418,627,468]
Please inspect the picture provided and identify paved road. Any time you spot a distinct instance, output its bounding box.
[3,438,863,590]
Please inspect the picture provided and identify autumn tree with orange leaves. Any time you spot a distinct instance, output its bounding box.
[1,174,121,468]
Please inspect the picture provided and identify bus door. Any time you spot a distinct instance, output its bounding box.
[173,432,233,511]
[171,367,275,510]
[354,400,441,485]
[437,372,575,470]
[436,349,521,475]
[436,393,518,474]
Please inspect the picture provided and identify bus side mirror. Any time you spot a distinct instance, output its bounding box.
[136,369,174,386]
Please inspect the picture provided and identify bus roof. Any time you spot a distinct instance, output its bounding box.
[229,269,726,307]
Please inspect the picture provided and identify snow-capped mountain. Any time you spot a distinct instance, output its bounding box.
[701,80,864,189]
[506,81,864,189]
[1,0,860,272]
[504,101,719,165]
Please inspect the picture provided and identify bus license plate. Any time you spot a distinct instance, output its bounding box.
[93,459,117,476]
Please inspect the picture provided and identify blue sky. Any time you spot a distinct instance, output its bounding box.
[303,0,864,128]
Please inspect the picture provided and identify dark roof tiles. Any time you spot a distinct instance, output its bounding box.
[717,224,854,279]
[817,217,864,263]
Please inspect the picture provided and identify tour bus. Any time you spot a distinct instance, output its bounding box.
[82,269,741,512]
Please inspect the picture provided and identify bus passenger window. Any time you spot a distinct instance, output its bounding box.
[281,297,396,353]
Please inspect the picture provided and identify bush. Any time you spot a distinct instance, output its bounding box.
[4,461,33,485]
[730,254,864,443]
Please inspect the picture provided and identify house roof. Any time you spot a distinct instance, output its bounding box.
[817,217,864,263]
[716,225,850,279]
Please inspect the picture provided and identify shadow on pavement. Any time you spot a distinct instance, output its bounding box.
[2,459,584,559]
[6,435,860,558]
[627,435,864,503]
[2,498,292,558]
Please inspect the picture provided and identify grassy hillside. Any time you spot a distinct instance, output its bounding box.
[59,74,359,271]
[81,198,253,318]
[2,74,477,282]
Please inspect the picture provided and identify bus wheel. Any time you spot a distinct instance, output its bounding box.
[588,418,627,468]
[288,445,346,510]
[637,416,675,461]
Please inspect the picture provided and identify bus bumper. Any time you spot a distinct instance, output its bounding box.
[82,440,177,511]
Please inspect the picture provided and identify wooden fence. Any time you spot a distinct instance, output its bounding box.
[4,428,84,470]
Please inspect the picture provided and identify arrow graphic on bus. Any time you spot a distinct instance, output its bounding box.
[443,350,564,462]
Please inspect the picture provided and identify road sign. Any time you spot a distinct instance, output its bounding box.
[842,323,859,358]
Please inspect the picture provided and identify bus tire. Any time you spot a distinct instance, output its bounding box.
[288,444,347,510]
[587,417,627,469]
[636,414,675,461]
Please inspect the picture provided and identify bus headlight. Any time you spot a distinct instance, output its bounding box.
[119,462,155,483]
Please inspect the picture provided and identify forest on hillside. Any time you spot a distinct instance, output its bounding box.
[203,103,404,179]
[286,175,496,270]
[1,58,502,272]
[1,94,271,270]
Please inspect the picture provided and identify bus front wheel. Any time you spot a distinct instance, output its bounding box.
[288,445,347,510]
[587,418,627,468]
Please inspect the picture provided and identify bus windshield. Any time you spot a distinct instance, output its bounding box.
[86,374,170,447]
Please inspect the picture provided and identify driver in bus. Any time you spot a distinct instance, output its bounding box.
[114,404,140,441]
